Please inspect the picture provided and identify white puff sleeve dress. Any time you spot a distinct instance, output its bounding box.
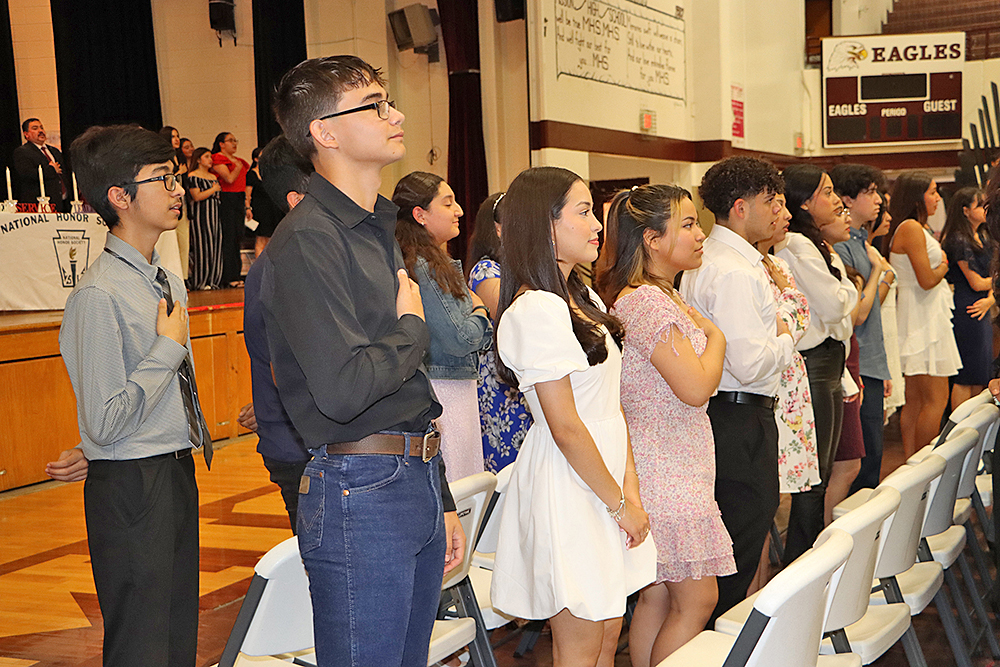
[491,289,656,621]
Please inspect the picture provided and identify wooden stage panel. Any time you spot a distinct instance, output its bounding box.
[0,288,248,491]
[0,356,80,491]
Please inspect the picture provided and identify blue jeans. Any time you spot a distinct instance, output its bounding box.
[297,450,446,667]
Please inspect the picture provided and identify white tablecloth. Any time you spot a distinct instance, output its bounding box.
[0,211,182,310]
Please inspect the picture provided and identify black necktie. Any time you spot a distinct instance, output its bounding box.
[40,145,68,200]
[156,268,214,470]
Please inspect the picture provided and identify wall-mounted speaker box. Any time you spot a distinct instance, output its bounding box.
[495,0,525,22]
[209,0,236,31]
[389,3,437,51]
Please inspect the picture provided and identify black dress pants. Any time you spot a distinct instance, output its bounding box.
[219,191,245,284]
[84,453,199,667]
[784,338,846,563]
[707,398,780,625]
[262,455,309,534]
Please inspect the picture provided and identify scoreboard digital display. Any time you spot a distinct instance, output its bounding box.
[822,33,964,148]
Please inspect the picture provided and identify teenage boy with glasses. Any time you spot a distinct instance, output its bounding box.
[59,124,208,666]
[830,163,894,493]
[263,55,464,667]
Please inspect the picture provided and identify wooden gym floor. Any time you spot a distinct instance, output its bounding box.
[0,419,993,666]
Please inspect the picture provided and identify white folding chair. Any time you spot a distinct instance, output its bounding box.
[657,529,857,667]
[466,465,515,632]
[717,487,903,665]
[930,389,994,448]
[867,431,979,667]
[973,416,997,544]
[215,536,315,666]
[837,454,946,667]
[439,471,499,667]
[216,533,480,666]
[941,407,1000,623]
[915,428,1000,665]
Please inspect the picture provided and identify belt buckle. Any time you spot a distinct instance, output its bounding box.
[421,429,438,463]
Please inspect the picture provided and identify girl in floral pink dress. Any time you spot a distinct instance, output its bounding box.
[596,184,735,667]
[757,195,821,496]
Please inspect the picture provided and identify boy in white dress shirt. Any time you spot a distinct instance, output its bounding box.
[680,157,795,623]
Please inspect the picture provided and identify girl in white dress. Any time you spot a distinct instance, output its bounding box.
[870,195,905,419]
[883,172,961,457]
[492,166,656,666]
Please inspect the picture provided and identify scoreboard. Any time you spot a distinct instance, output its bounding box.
[822,32,964,148]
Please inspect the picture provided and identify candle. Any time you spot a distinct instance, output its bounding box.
[5,167,10,200]
[38,165,45,199]
[72,173,79,202]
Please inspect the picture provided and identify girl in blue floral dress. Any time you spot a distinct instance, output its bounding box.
[467,192,532,472]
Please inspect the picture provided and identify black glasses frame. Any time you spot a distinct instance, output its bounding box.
[121,173,178,191]
[319,99,396,121]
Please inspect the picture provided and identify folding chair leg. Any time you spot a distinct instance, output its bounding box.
[881,576,930,667]
[218,574,268,667]
[933,578,976,667]
[824,628,852,653]
[945,565,978,650]
[900,626,931,667]
[769,520,784,567]
[964,519,995,597]
[972,490,994,545]
[513,620,544,658]
[450,578,499,667]
[956,551,1000,658]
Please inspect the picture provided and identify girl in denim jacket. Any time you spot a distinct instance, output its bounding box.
[394,172,493,480]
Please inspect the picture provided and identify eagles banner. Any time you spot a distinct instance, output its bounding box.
[821,32,964,148]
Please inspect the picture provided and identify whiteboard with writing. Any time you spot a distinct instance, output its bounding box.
[530,0,689,138]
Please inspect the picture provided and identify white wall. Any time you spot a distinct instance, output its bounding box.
[9,0,61,148]
[964,58,1000,149]
[738,0,806,156]
[303,0,451,199]
[478,1,530,194]
[833,0,892,36]
[151,0,258,155]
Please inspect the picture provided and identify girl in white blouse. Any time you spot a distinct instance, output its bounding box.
[776,165,878,562]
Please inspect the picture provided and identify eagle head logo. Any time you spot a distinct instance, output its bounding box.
[828,41,868,72]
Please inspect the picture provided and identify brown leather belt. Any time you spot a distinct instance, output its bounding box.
[323,431,441,462]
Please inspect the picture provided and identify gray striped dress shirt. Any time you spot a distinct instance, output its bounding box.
[60,233,192,460]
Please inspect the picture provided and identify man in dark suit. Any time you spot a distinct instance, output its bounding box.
[12,118,70,212]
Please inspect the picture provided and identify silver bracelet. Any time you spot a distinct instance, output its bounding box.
[606,489,626,522]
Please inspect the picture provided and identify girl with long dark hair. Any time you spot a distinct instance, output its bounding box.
[185,147,223,289]
[466,192,532,472]
[159,126,190,280]
[246,146,282,257]
[941,187,993,409]
[775,165,874,563]
[393,171,492,481]
[596,184,733,665]
[492,167,654,666]
[211,132,250,287]
[884,171,960,456]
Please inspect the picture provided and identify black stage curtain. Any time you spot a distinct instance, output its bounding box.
[49,0,163,162]
[252,0,306,148]
[0,0,21,197]
[437,0,489,265]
